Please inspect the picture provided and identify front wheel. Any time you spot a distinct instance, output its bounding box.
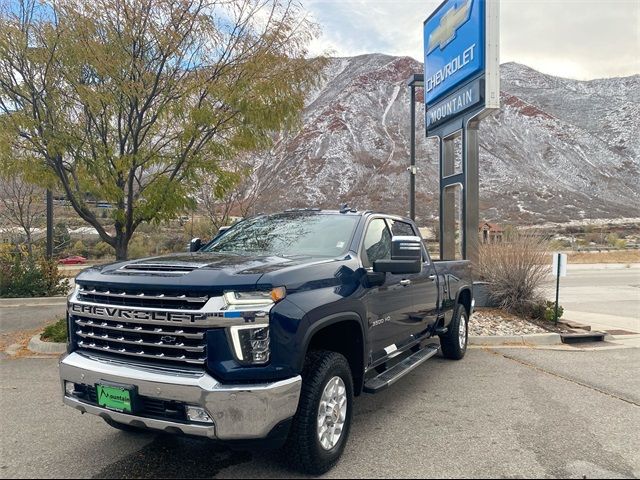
[286,351,354,475]
[439,304,469,360]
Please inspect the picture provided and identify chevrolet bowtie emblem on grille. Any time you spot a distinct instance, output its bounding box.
[161,336,177,344]
[428,0,473,54]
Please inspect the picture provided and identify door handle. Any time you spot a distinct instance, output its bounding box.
[400,279,412,286]
[429,275,436,281]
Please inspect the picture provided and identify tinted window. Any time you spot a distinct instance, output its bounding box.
[388,220,416,237]
[202,213,359,257]
[362,219,391,267]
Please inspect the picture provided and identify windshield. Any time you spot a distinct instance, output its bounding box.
[202,213,360,257]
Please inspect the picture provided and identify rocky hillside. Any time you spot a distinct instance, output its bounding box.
[255,54,640,224]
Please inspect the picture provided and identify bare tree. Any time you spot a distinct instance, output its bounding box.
[0,174,45,254]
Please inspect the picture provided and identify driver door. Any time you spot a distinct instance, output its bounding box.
[360,218,419,364]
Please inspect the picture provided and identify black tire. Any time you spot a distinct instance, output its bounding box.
[439,303,469,360]
[286,350,354,475]
[103,417,149,434]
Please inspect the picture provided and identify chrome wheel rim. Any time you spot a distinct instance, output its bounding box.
[317,376,347,451]
[459,313,467,349]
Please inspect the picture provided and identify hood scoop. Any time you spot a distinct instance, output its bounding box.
[119,263,205,274]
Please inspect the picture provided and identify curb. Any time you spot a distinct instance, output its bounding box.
[469,333,562,346]
[27,334,67,355]
[565,263,640,270]
[0,296,67,307]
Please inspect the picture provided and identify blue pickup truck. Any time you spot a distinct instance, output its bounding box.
[60,209,473,473]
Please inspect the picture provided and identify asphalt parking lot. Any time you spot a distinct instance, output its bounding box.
[1,346,639,479]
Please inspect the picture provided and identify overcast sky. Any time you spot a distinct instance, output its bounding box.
[305,0,640,80]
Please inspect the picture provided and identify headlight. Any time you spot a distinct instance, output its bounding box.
[224,287,286,306]
[229,324,270,365]
[69,283,80,300]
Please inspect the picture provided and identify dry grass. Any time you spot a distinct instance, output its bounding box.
[477,233,550,317]
[567,250,640,264]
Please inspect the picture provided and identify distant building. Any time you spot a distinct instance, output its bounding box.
[479,222,503,244]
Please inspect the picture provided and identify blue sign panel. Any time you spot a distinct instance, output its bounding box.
[426,78,483,129]
[424,0,485,105]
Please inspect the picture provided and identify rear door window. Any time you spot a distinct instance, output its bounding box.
[388,219,416,237]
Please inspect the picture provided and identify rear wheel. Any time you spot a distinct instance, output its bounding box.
[286,350,353,475]
[439,304,468,360]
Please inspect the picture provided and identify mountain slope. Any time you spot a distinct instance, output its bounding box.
[256,54,640,224]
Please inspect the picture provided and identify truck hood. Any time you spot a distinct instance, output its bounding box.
[75,252,335,294]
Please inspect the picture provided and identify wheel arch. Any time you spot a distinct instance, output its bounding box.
[300,313,366,396]
[456,287,473,316]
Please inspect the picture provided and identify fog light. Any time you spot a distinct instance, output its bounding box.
[65,381,76,396]
[186,406,213,424]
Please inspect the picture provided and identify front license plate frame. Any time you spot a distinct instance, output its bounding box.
[96,383,135,413]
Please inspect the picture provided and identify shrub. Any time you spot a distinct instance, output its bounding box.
[477,232,551,317]
[128,236,152,259]
[615,239,627,250]
[0,251,70,298]
[605,233,619,247]
[531,300,564,322]
[42,318,68,343]
[94,241,114,259]
[71,240,88,257]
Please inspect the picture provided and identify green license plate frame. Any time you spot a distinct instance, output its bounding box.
[96,383,135,413]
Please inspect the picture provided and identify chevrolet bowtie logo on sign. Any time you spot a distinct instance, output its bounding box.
[423,0,491,107]
[427,0,473,54]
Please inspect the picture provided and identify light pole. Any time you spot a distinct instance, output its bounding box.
[406,74,424,221]
[46,189,53,259]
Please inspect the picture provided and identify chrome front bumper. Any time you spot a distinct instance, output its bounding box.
[59,352,302,441]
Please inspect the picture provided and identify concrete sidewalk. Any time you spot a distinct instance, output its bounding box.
[563,310,640,334]
[544,264,640,334]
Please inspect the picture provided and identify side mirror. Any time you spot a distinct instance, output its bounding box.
[373,236,422,274]
[189,237,202,253]
[211,225,231,242]
[364,270,386,288]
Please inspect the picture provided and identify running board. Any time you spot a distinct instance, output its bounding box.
[363,345,440,394]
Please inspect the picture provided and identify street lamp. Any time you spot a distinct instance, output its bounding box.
[406,73,424,221]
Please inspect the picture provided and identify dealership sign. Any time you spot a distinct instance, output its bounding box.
[426,78,483,128]
[424,0,499,133]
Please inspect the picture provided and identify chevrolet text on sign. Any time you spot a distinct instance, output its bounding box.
[424,0,484,105]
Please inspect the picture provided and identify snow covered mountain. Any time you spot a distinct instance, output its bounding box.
[256,54,640,224]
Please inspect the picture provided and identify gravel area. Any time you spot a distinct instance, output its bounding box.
[470,308,551,336]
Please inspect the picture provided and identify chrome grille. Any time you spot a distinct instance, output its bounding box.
[72,286,209,366]
[74,317,207,365]
[77,286,210,310]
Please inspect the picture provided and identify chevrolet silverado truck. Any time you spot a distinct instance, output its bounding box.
[60,208,473,474]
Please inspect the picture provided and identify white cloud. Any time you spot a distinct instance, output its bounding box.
[305,0,640,79]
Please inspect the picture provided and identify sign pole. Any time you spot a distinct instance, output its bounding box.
[554,257,561,324]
